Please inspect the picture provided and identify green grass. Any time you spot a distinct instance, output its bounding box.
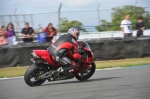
[96,57,150,69]
[0,67,28,78]
[0,57,150,78]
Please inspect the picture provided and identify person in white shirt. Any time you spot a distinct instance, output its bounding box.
[120,14,132,38]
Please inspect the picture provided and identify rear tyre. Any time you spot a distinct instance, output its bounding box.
[75,62,96,81]
[24,64,47,87]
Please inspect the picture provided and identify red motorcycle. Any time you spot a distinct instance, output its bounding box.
[24,41,96,86]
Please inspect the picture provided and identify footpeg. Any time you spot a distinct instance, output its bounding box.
[57,67,64,73]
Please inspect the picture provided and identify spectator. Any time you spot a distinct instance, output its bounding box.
[0,26,7,35]
[0,26,7,46]
[136,17,145,37]
[6,22,15,36]
[6,23,18,45]
[22,23,34,42]
[120,13,132,38]
[37,27,48,43]
[44,23,57,41]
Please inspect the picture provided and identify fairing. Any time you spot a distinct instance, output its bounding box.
[32,41,94,67]
[33,50,60,66]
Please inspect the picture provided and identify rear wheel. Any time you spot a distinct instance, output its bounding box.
[24,64,47,86]
[75,62,96,81]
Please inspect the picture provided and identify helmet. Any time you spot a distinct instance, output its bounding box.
[68,27,80,40]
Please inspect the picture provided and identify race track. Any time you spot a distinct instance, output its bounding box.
[0,65,150,99]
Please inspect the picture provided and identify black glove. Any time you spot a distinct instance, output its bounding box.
[77,46,84,55]
[80,48,84,55]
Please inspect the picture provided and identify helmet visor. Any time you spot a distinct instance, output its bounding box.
[76,32,80,36]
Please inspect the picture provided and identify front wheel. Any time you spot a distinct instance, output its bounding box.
[75,62,96,81]
[24,64,47,86]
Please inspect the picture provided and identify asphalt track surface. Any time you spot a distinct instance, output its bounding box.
[0,65,150,99]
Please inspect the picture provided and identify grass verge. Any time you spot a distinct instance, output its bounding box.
[96,57,150,69]
[0,57,150,78]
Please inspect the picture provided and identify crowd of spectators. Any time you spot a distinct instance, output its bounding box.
[0,22,57,46]
[21,22,57,43]
[0,17,147,46]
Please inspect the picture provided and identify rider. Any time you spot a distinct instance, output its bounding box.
[48,27,83,73]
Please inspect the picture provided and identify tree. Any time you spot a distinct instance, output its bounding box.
[95,5,150,31]
[59,18,86,32]
[95,19,111,31]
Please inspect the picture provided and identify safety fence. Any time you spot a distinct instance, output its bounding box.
[16,29,150,43]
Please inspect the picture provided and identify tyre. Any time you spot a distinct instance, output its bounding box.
[24,64,47,87]
[75,62,96,81]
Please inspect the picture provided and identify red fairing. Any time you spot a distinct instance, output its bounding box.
[56,42,83,61]
[72,53,82,60]
[33,50,60,66]
[32,41,94,70]
[82,48,94,65]
[84,48,91,52]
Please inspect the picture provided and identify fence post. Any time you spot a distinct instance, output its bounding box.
[97,4,101,39]
[58,2,62,37]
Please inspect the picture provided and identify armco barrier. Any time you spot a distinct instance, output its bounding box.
[0,43,49,68]
[0,38,150,68]
[88,38,150,60]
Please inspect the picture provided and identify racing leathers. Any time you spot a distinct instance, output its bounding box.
[47,34,83,71]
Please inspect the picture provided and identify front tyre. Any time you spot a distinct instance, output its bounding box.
[24,64,47,87]
[75,62,96,81]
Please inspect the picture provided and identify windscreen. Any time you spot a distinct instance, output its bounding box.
[78,41,91,51]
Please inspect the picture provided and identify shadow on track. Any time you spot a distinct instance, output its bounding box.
[41,77,122,86]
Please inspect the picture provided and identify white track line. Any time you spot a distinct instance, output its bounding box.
[1,65,149,80]
[96,67,124,71]
[0,76,24,80]
[0,67,125,80]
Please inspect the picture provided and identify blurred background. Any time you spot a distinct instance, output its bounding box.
[0,0,150,40]
[0,0,150,81]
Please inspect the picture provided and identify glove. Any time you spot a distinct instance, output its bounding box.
[77,46,84,55]
[82,52,87,60]
[80,48,85,55]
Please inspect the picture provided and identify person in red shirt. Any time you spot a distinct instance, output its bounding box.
[44,23,57,41]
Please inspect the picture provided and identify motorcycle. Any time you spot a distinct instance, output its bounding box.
[24,41,96,86]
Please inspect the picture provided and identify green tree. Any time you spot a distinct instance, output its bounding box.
[95,19,111,31]
[59,18,86,32]
[96,5,150,31]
